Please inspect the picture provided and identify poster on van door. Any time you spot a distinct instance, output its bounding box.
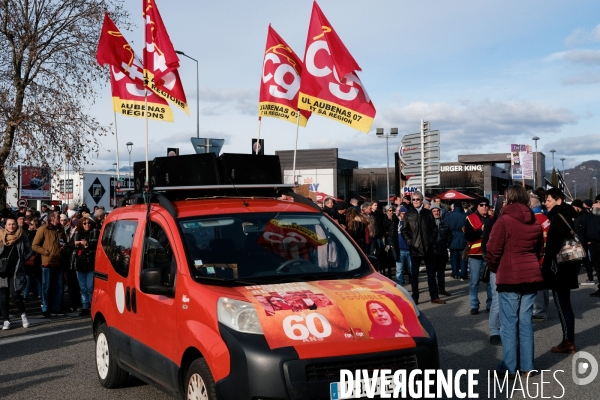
[237,275,427,350]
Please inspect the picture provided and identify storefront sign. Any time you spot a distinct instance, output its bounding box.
[440,164,483,173]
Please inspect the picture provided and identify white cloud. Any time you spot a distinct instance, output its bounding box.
[544,134,600,157]
[304,99,579,167]
[563,71,600,85]
[564,24,600,47]
[197,87,257,116]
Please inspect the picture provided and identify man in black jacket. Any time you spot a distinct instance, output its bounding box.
[401,191,446,305]
[586,198,600,296]
[572,199,594,285]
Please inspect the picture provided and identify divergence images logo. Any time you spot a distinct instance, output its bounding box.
[572,351,598,385]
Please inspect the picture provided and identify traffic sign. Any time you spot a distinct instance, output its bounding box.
[402,162,440,175]
[17,198,28,208]
[401,149,440,163]
[407,175,440,187]
[401,131,440,147]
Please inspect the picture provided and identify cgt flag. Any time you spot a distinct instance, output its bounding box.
[111,66,174,122]
[143,0,189,114]
[97,13,145,86]
[259,25,311,127]
[298,1,376,133]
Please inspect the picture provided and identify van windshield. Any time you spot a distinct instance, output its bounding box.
[178,212,371,285]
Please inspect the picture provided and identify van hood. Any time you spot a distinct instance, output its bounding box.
[232,274,428,359]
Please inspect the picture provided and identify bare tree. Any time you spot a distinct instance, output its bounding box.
[0,0,130,210]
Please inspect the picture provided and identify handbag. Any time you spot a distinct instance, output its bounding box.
[555,213,586,265]
[0,247,15,278]
[480,262,490,283]
[462,245,471,262]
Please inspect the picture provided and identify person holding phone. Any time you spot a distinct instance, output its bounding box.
[31,211,67,317]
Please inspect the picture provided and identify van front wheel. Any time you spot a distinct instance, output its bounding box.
[95,323,129,388]
[185,358,216,400]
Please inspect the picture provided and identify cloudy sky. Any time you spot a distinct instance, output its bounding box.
[91,0,600,171]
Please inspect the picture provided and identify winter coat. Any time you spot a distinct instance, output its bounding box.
[401,207,438,257]
[69,229,99,272]
[574,210,592,249]
[584,209,600,243]
[383,214,400,250]
[445,208,468,250]
[433,218,451,255]
[0,233,33,292]
[32,224,67,266]
[542,202,579,291]
[486,203,544,292]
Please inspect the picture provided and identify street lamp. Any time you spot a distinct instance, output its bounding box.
[376,127,399,205]
[573,180,577,199]
[126,142,133,189]
[594,177,597,199]
[550,149,556,170]
[112,162,118,207]
[532,136,539,189]
[175,50,199,138]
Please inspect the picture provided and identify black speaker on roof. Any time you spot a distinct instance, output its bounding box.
[219,153,282,184]
[133,161,150,192]
[152,153,220,187]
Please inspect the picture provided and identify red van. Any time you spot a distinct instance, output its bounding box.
[92,158,438,400]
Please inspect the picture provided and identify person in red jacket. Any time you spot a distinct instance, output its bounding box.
[486,185,544,377]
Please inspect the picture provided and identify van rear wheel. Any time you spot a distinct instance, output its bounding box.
[95,322,129,388]
[185,358,216,400]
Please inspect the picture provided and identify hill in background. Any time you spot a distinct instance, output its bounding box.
[547,160,600,200]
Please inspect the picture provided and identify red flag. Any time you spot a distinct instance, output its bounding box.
[111,66,174,122]
[298,1,376,133]
[143,0,189,114]
[96,13,145,85]
[259,25,311,127]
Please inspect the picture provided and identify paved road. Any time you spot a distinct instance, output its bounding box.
[1,268,600,399]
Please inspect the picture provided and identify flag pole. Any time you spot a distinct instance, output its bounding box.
[256,116,262,155]
[143,12,149,190]
[114,111,120,182]
[291,110,301,186]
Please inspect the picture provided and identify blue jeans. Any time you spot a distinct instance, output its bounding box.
[498,290,536,374]
[395,250,411,285]
[468,257,492,310]
[24,275,42,299]
[449,249,467,278]
[77,271,95,310]
[409,255,439,302]
[533,290,549,319]
[489,272,501,336]
[41,267,63,313]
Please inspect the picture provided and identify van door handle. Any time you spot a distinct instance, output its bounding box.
[131,288,137,314]
[125,287,131,312]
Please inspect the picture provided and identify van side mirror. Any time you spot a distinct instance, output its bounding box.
[140,268,175,297]
[367,255,379,271]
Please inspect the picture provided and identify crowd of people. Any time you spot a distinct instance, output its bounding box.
[0,203,106,330]
[320,185,599,377]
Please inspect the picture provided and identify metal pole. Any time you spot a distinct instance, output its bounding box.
[533,140,537,190]
[420,120,425,193]
[291,110,301,186]
[195,57,199,138]
[385,135,390,206]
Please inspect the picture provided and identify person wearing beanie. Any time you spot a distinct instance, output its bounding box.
[445,200,468,280]
[430,203,451,296]
[585,196,600,295]
[465,197,492,315]
[333,201,348,229]
[584,199,593,210]
[423,199,431,210]
[572,199,595,285]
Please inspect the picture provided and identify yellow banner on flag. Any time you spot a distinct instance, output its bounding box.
[112,98,174,122]
[299,93,373,133]
[259,101,309,127]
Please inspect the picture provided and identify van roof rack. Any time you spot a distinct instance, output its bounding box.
[117,184,321,216]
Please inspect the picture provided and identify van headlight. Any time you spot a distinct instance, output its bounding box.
[217,297,264,335]
[396,284,420,317]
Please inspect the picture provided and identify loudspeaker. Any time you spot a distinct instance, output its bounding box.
[219,154,282,185]
[133,161,149,192]
[152,153,220,187]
